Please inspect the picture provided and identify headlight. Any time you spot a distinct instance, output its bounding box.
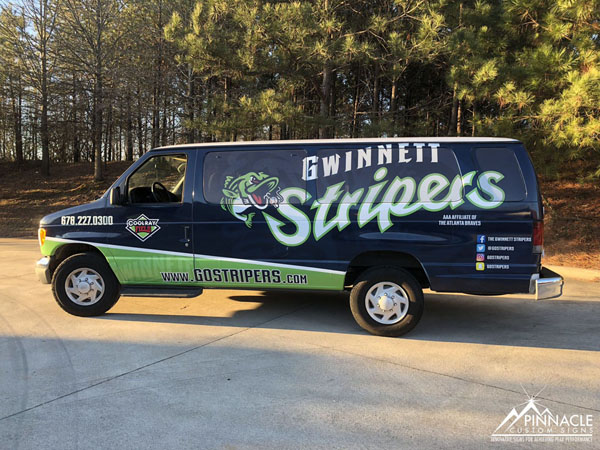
[38,228,46,247]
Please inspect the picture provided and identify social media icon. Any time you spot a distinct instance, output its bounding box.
[476,262,485,271]
[476,244,486,252]
[477,235,486,243]
[476,253,485,262]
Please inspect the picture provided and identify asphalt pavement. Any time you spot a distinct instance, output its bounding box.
[0,238,598,449]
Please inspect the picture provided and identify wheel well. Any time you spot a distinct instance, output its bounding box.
[50,244,105,276]
[345,251,430,288]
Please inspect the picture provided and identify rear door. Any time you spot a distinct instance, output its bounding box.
[447,143,535,293]
[106,150,196,285]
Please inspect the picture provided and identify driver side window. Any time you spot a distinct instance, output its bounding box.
[128,154,187,204]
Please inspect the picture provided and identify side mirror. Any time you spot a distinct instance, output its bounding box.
[110,186,124,205]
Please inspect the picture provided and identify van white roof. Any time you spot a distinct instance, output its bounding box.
[154,137,520,150]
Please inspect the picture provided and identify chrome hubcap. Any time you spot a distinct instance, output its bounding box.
[64,268,105,306]
[365,282,410,325]
[378,294,394,311]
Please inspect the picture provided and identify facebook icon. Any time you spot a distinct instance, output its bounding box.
[477,235,486,244]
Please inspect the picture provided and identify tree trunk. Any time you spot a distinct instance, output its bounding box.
[152,0,163,148]
[390,78,398,129]
[457,99,463,136]
[152,74,160,147]
[319,64,332,139]
[11,79,23,166]
[106,101,113,162]
[117,124,122,160]
[280,123,287,140]
[330,70,337,137]
[72,76,80,163]
[185,64,195,143]
[161,94,168,147]
[223,76,231,141]
[352,66,360,137]
[171,109,176,145]
[93,75,103,181]
[373,68,380,121]
[40,56,50,176]
[449,82,458,136]
[31,111,38,160]
[1,127,5,160]
[136,84,144,157]
[126,94,134,161]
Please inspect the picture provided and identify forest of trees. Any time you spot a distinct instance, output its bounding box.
[0,0,598,180]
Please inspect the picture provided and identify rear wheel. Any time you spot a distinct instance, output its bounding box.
[349,267,424,337]
[52,253,120,317]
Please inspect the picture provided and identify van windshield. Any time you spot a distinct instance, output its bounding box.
[128,154,187,203]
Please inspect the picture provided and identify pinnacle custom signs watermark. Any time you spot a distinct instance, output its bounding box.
[491,387,594,443]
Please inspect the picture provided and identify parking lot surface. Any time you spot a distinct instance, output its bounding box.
[0,239,598,449]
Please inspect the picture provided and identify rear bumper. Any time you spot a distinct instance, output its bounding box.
[35,257,52,284]
[530,267,563,300]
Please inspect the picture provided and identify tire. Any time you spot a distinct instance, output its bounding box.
[52,252,121,317]
[349,266,424,337]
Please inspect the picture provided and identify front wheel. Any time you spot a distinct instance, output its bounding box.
[349,267,424,337]
[52,252,121,317]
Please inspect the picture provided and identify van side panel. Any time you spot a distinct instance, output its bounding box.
[191,140,539,295]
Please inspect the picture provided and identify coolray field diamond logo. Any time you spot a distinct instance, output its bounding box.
[491,386,594,443]
[126,214,160,241]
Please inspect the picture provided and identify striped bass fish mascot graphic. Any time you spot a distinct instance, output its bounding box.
[220,171,283,228]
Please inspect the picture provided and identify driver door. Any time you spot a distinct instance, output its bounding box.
[107,151,196,285]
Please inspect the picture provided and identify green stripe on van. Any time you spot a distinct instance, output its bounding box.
[43,238,345,290]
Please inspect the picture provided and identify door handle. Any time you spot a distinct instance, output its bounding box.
[180,226,191,247]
